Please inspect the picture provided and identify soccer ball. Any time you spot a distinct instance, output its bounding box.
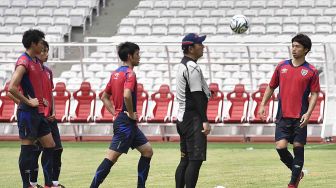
[230,15,249,34]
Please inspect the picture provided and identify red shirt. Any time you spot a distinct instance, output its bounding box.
[269,60,320,119]
[15,53,45,113]
[104,66,137,117]
[41,64,54,117]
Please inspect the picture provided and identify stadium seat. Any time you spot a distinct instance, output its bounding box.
[170,1,185,9]
[95,91,114,123]
[223,84,250,123]
[249,83,275,123]
[309,91,325,123]
[0,82,16,122]
[137,83,149,122]
[69,82,96,123]
[53,82,71,122]
[207,83,224,123]
[147,84,174,123]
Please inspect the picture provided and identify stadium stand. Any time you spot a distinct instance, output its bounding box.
[0,0,332,141]
[0,82,16,122]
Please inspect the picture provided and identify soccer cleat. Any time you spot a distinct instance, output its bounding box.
[57,184,65,188]
[288,184,295,188]
[294,171,304,188]
[36,185,44,188]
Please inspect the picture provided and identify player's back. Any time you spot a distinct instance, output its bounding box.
[106,66,137,116]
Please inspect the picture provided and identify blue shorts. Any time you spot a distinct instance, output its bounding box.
[17,110,51,140]
[109,114,148,154]
[275,118,307,145]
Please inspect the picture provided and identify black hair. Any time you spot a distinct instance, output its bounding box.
[291,33,312,54]
[182,44,194,54]
[42,40,49,50]
[117,42,140,61]
[22,29,45,49]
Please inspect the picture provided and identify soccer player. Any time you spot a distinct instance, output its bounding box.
[29,40,65,188]
[8,29,56,188]
[258,34,320,188]
[90,42,153,188]
[175,33,211,188]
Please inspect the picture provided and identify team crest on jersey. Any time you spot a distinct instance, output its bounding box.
[301,69,308,76]
[113,72,119,79]
[281,68,288,73]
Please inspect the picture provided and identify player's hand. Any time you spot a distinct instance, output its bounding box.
[47,114,56,122]
[27,95,39,107]
[299,113,310,128]
[202,122,211,135]
[42,98,49,107]
[124,111,137,121]
[258,105,266,120]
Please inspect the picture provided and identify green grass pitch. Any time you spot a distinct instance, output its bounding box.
[0,141,335,188]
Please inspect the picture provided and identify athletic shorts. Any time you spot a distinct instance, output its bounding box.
[109,114,148,154]
[17,110,51,140]
[176,112,207,161]
[50,120,62,149]
[275,117,307,145]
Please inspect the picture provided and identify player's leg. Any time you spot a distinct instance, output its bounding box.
[30,142,42,187]
[175,120,188,188]
[50,120,64,187]
[289,122,307,186]
[38,116,56,187]
[17,110,38,188]
[134,128,153,188]
[184,115,207,188]
[90,119,131,188]
[275,118,293,170]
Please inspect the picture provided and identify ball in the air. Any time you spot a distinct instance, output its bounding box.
[230,15,249,34]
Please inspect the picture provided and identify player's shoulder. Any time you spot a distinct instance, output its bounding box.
[277,60,289,66]
[43,65,52,73]
[16,53,30,64]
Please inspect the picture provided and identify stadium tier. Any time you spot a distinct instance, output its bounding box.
[0,0,335,141]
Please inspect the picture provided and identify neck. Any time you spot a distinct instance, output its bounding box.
[185,54,197,61]
[26,49,36,59]
[292,57,305,67]
[123,62,133,69]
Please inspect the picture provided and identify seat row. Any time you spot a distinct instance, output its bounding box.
[0,82,325,125]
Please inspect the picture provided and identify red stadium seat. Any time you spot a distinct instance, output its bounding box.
[147,84,174,123]
[249,83,275,123]
[53,82,71,122]
[207,83,224,123]
[309,91,325,123]
[0,82,16,122]
[137,83,149,122]
[69,82,96,123]
[95,90,114,123]
[223,84,250,123]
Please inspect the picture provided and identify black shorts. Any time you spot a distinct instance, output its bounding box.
[17,110,51,140]
[176,112,207,161]
[50,120,62,149]
[109,114,148,154]
[275,118,307,145]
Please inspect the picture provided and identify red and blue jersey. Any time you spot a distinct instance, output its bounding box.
[41,64,54,117]
[269,59,320,119]
[15,52,45,113]
[104,66,137,117]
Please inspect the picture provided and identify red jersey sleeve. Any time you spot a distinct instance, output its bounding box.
[310,70,320,92]
[15,56,29,71]
[124,71,136,92]
[49,69,54,89]
[104,74,113,95]
[269,64,280,89]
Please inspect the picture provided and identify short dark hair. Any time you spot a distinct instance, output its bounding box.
[42,40,49,50]
[292,33,312,54]
[182,44,193,54]
[117,42,140,61]
[22,29,45,49]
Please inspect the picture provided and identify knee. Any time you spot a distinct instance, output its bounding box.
[106,150,122,163]
[141,147,153,158]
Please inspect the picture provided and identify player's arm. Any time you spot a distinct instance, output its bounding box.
[187,63,210,135]
[258,86,275,120]
[7,92,20,104]
[123,88,136,120]
[101,91,115,115]
[46,95,56,121]
[299,91,318,128]
[8,65,39,107]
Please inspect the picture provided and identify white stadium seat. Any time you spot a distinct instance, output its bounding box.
[170,1,185,9]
